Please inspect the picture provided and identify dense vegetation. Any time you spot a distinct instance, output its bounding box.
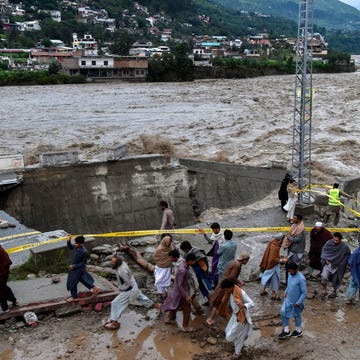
[0,68,86,85]
[213,0,360,30]
[2,0,360,53]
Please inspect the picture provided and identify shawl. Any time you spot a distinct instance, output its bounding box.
[233,285,247,323]
[287,183,298,199]
[309,227,333,254]
[349,247,360,288]
[154,235,174,268]
[321,239,351,268]
[259,238,281,272]
[218,285,246,323]
[289,221,305,237]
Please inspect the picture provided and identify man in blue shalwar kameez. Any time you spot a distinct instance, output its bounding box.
[346,245,360,305]
[66,235,99,302]
[278,262,307,339]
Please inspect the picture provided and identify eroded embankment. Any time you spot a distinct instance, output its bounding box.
[0,156,285,234]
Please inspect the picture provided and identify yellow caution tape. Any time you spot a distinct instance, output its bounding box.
[0,231,41,242]
[6,236,70,254]
[299,188,360,218]
[5,227,360,255]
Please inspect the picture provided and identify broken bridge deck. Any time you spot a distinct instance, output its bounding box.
[0,274,118,321]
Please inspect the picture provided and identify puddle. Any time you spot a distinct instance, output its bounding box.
[99,310,203,360]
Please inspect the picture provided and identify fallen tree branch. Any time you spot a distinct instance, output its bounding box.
[87,265,116,275]
[118,241,155,273]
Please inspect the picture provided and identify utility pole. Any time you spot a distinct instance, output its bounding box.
[291,0,314,204]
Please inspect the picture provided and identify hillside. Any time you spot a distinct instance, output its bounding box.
[2,0,360,52]
[212,0,360,29]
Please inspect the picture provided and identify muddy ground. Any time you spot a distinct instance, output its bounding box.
[1,278,360,360]
[1,204,360,360]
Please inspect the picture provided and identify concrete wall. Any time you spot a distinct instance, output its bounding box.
[179,158,284,217]
[0,155,285,234]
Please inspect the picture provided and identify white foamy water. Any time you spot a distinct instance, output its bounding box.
[1,73,359,179]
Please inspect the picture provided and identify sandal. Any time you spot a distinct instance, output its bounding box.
[205,318,214,326]
[92,286,100,296]
[65,297,77,302]
[260,290,268,296]
[104,321,120,330]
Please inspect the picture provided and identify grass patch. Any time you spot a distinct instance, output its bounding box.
[9,250,69,280]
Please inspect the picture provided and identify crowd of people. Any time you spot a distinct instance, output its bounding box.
[1,198,359,359]
[105,211,359,358]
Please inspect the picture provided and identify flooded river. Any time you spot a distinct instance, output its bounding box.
[1,73,360,179]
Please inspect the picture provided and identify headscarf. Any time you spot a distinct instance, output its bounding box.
[154,235,174,268]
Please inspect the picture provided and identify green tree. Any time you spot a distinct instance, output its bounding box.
[109,30,134,55]
[48,61,61,75]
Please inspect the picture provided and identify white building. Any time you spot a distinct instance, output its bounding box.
[72,33,98,55]
[15,20,41,31]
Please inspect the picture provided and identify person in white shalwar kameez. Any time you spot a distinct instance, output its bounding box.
[220,279,254,358]
[104,254,160,330]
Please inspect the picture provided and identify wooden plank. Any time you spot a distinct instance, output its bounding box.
[0,290,118,321]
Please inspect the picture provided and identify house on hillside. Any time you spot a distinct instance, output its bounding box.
[38,10,62,22]
[72,33,98,55]
[61,56,148,80]
[15,20,41,31]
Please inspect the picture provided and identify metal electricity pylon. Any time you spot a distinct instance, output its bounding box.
[291,0,314,203]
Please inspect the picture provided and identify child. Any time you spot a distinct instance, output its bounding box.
[66,235,99,302]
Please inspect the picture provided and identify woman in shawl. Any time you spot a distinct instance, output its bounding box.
[219,278,254,358]
[259,236,285,299]
[154,233,175,299]
[283,179,298,222]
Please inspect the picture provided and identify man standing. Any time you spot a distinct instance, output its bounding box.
[199,222,224,287]
[278,262,307,339]
[159,200,175,231]
[217,230,237,281]
[259,235,285,299]
[324,183,343,226]
[161,253,196,332]
[284,214,306,268]
[308,222,332,275]
[154,234,175,299]
[104,254,160,330]
[0,244,16,313]
[346,244,360,305]
[320,232,351,298]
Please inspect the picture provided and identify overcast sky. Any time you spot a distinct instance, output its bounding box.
[340,0,360,9]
